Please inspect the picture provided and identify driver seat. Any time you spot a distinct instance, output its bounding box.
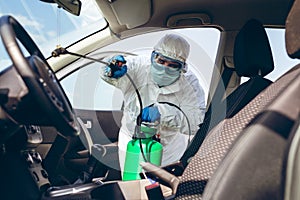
[202,1,300,198]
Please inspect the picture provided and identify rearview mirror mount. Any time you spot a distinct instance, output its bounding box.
[54,0,81,16]
[40,0,82,16]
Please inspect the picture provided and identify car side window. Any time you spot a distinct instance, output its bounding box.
[60,28,220,110]
[61,62,124,110]
[265,28,299,80]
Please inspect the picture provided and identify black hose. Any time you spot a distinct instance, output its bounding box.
[157,102,192,145]
[125,74,143,127]
[139,138,148,162]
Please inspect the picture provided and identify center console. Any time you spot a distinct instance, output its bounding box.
[1,125,50,200]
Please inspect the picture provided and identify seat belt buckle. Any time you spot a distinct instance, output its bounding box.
[145,181,164,200]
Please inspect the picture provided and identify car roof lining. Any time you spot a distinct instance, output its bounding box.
[95,0,294,34]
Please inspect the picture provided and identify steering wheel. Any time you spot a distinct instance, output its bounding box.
[0,15,79,137]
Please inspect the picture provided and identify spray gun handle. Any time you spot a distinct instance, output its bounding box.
[108,63,119,76]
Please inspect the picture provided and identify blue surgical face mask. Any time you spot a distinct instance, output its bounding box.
[151,58,181,86]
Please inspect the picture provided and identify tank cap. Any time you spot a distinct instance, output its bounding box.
[135,123,157,138]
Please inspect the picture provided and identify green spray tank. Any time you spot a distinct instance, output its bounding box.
[123,122,163,181]
[122,101,192,181]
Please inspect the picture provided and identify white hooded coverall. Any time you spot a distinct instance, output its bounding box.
[100,55,206,173]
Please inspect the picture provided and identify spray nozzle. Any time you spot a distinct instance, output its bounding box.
[133,122,158,139]
[52,46,68,57]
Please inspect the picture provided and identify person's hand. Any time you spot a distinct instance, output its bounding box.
[104,55,127,78]
[112,64,127,78]
[105,65,112,77]
[142,106,161,122]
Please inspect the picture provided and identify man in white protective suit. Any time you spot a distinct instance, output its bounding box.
[100,33,206,175]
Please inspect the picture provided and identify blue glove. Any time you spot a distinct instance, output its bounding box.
[112,64,127,78]
[105,55,127,78]
[142,106,161,122]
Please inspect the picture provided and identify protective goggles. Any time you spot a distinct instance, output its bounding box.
[151,51,185,70]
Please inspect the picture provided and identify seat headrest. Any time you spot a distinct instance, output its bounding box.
[234,19,274,77]
[286,0,300,58]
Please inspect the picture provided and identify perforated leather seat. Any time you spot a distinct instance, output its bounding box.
[201,66,300,200]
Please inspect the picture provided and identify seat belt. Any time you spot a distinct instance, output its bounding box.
[207,57,235,113]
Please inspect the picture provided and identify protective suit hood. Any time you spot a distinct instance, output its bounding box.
[153,33,190,64]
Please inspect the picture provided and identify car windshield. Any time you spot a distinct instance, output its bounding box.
[0,0,106,71]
